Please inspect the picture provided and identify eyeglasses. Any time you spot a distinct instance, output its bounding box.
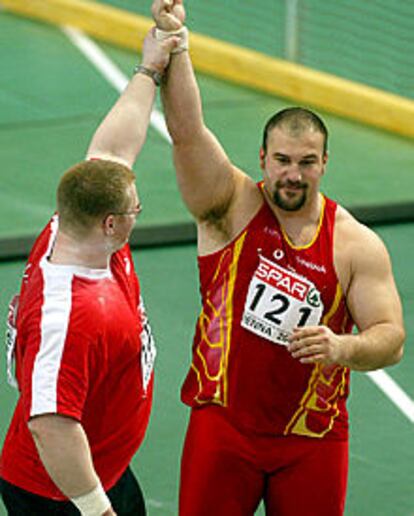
[111,204,143,217]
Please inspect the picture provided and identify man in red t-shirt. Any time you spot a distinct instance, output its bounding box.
[0,30,179,516]
[151,1,406,515]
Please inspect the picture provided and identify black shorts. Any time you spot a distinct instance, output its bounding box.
[0,466,146,515]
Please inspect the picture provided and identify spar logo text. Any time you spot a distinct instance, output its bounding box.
[255,258,309,301]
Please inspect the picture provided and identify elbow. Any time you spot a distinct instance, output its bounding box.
[388,345,403,367]
[169,129,198,147]
[393,346,404,365]
[387,325,406,366]
[166,119,205,147]
[349,324,405,371]
[394,329,406,364]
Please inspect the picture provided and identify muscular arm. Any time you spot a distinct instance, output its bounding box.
[87,30,176,168]
[157,3,243,221]
[289,221,405,371]
[86,73,156,168]
[338,226,405,370]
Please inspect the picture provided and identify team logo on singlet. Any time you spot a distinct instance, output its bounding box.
[306,288,322,308]
[241,255,323,346]
[138,296,156,392]
[5,294,19,388]
[123,257,131,275]
[22,263,32,283]
[295,255,327,274]
[273,249,284,261]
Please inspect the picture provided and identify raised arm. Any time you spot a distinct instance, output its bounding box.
[87,29,177,168]
[153,0,244,222]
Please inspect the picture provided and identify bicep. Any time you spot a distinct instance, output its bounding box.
[28,414,99,498]
[28,413,80,437]
[28,414,85,456]
[346,233,403,332]
[173,126,241,220]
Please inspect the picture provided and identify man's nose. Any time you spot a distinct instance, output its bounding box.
[285,163,302,182]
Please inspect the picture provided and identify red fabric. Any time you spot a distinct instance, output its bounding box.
[180,406,348,516]
[182,187,354,439]
[0,216,153,500]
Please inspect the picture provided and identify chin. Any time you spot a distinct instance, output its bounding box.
[273,191,307,211]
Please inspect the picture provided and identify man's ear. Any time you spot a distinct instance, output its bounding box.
[259,147,266,171]
[321,151,329,175]
[103,214,116,236]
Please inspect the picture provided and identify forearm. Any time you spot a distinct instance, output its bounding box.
[29,415,101,498]
[340,322,405,371]
[87,73,156,168]
[161,50,205,144]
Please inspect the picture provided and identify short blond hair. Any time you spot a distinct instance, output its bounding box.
[57,160,135,234]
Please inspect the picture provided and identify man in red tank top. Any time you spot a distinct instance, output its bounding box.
[152,1,405,515]
[0,30,179,516]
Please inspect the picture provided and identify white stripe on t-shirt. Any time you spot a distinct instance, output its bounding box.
[30,262,74,416]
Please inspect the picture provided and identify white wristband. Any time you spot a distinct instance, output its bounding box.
[71,484,111,516]
[155,26,189,54]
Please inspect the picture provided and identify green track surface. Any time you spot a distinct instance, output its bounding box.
[0,223,413,515]
[0,13,413,240]
[97,0,414,99]
[0,9,413,516]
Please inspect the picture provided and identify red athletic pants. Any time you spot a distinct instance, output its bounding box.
[179,406,348,516]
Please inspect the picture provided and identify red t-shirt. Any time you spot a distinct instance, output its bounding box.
[182,189,354,440]
[1,215,156,499]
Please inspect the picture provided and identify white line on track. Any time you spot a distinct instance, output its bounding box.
[61,26,171,143]
[366,369,414,424]
[62,26,414,428]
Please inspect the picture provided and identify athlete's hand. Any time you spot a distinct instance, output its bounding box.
[102,508,116,515]
[141,28,180,72]
[287,326,345,365]
[152,0,186,31]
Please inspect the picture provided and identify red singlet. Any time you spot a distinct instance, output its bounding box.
[182,189,354,440]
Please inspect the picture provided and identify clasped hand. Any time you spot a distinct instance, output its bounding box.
[152,0,186,31]
[287,326,345,366]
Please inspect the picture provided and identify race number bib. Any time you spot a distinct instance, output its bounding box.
[139,296,156,393]
[241,256,323,346]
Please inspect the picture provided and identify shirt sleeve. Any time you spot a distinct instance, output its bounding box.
[22,321,92,422]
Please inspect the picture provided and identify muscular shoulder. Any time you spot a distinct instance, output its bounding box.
[335,205,387,250]
[334,205,391,293]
